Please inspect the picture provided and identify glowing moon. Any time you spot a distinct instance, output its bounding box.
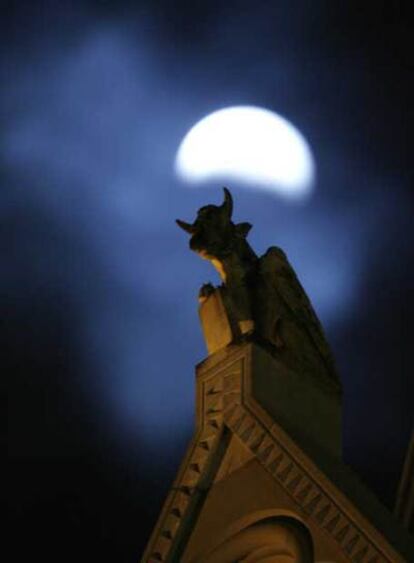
[175,106,315,200]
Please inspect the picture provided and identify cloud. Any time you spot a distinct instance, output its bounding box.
[4,9,411,489]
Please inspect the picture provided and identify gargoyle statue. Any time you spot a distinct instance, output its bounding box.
[176,188,339,384]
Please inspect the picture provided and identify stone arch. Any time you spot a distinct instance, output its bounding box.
[192,510,314,562]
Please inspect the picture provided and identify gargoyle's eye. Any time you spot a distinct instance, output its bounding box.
[199,207,212,219]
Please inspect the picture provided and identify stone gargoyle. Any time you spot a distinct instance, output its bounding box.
[176,188,339,385]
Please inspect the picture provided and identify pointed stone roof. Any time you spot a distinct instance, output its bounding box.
[142,342,413,562]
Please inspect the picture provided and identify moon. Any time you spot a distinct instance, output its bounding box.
[175,106,315,200]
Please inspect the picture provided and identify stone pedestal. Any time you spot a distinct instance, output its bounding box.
[250,344,341,460]
[198,288,235,355]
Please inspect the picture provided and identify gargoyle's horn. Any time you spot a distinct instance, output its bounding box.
[176,219,195,234]
[221,187,233,219]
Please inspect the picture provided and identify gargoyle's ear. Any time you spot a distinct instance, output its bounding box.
[235,222,252,238]
[176,219,195,234]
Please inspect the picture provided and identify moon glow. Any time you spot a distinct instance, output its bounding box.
[175,106,315,200]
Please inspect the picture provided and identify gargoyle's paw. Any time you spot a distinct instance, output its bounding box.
[198,283,216,303]
[238,319,255,335]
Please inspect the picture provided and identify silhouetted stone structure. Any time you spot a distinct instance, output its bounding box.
[142,189,413,562]
[395,430,414,533]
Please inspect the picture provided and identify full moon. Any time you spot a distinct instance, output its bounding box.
[175,106,315,200]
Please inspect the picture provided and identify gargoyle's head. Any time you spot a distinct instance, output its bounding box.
[176,188,252,261]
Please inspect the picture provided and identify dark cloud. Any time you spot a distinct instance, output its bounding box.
[5,1,413,560]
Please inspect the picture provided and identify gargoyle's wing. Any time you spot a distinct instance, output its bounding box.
[260,247,337,377]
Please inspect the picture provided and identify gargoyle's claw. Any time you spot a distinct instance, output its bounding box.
[198,283,216,303]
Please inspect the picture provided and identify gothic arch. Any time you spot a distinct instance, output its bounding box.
[192,510,314,563]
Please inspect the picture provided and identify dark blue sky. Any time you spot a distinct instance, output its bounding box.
[5,1,413,561]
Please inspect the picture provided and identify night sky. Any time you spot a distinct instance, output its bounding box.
[5,2,413,561]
